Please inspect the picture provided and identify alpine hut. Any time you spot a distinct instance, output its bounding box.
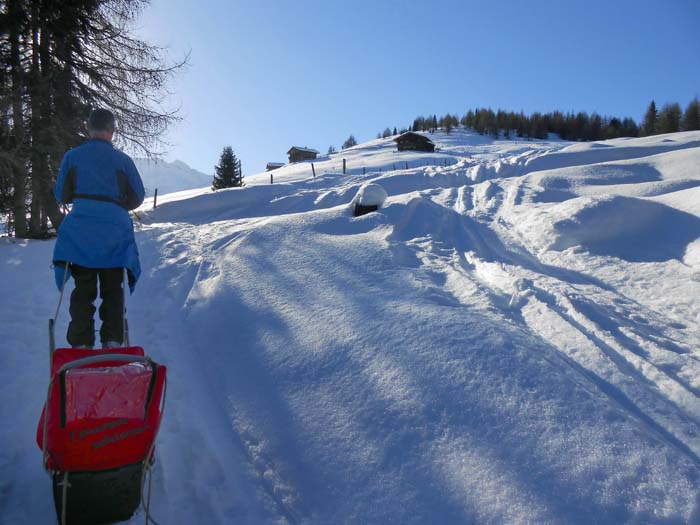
[287,146,319,163]
[266,162,285,171]
[393,132,435,152]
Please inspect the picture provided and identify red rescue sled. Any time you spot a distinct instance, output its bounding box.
[37,345,167,524]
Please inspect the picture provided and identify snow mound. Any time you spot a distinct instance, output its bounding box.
[519,195,700,262]
[386,196,474,249]
[523,131,700,174]
[351,183,388,208]
[518,147,700,204]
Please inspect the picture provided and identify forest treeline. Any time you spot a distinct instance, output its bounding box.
[0,0,182,238]
[378,99,700,142]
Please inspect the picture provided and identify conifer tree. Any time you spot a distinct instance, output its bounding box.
[342,134,357,149]
[236,159,244,187]
[212,146,243,190]
[657,103,682,134]
[412,116,425,132]
[682,98,700,131]
[641,100,658,136]
[444,116,453,134]
[589,113,602,141]
[327,145,336,154]
[621,118,639,137]
[0,0,184,237]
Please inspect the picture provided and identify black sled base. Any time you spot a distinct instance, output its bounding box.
[52,462,142,525]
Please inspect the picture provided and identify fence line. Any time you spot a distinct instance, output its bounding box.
[293,156,460,184]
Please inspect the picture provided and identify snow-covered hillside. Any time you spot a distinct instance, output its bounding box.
[3,129,700,524]
[134,158,212,196]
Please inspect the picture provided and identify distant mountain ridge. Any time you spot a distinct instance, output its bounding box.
[133,158,212,196]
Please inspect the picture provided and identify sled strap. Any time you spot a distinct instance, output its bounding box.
[60,471,70,525]
[142,374,167,525]
[42,379,53,470]
[144,463,153,525]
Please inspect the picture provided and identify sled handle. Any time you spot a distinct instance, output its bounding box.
[57,353,154,374]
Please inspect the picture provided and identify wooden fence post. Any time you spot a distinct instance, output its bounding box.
[343,158,346,174]
[405,161,408,170]
[363,167,366,175]
[270,173,274,184]
[153,188,158,209]
[311,163,316,178]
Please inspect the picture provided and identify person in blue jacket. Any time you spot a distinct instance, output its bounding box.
[53,108,145,349]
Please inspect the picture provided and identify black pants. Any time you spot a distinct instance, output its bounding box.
[67,265,124,347]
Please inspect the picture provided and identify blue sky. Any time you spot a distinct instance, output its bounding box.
[136,0,700,175]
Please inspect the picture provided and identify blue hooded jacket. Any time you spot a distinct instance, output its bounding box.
[53,139,145,292]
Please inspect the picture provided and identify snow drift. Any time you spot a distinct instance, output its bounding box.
[516,195,700,262]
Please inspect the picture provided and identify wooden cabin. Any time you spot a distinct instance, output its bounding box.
[266,162,285,171]
[393,132,435,152]
[287,146,319,163]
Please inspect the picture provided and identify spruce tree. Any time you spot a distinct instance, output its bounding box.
[412,116,425,132]
[0,0,184,237]
[444,116,453,134]
[682,97,700,131]
[641,100,658,136]
[235,158,244,187]
[342,134,357,149]
[212,146,242,190]
[621,118,639,137]
[657,103,682,134]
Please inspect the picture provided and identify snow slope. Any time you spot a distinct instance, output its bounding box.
[3,129,700,524]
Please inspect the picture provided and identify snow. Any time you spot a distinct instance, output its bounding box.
[3,129,700,524]
[351,183,388,209]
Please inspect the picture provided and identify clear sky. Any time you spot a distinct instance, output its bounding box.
[135,0,700,175]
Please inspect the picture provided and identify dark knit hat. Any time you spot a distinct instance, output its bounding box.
[87,108,116,132]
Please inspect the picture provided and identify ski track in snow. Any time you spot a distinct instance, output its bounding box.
[3,130,700,524]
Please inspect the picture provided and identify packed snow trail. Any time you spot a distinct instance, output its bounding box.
[2,130,700,524]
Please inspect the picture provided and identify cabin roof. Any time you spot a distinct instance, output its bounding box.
[287,146,319,155]
[393,132,434,144]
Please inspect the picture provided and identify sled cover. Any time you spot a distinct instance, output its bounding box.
[37,347,166,472]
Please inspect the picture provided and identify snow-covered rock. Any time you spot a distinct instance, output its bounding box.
[350,182,388,215]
